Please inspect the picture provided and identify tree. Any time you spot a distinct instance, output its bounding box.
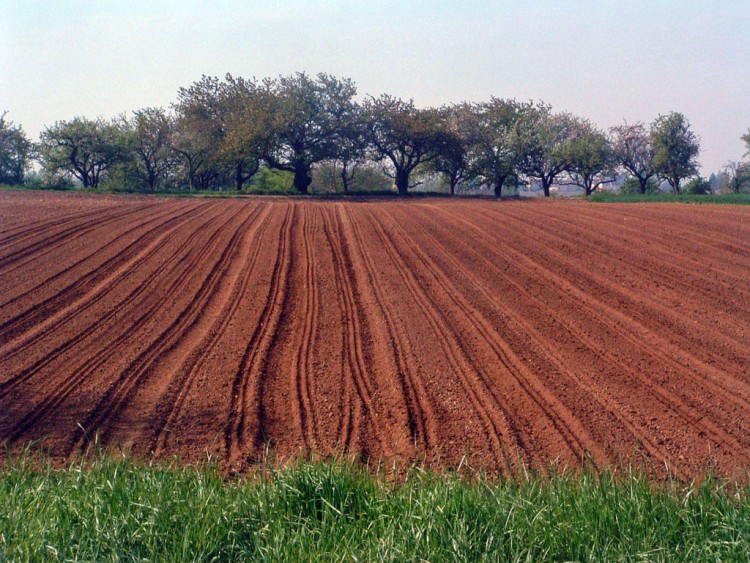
[215,74,268,191]
[123,107,176,191]
[684,176,712,194]
[262,72,358,194]
[742,128,750,157]
[365,95,444,195]
[723,161,750,193]
[650,112,700,194]
[170,113,219,191]
[38,117,124,189]
[0,112,32,185]
[620,176,659,194]
[514,103,578,197]
[609,122,657,194]
[469,99,529,197]
[174,74,265,191]
[562,119,616,196]
[429,103,480,195]
[321,101,369,194]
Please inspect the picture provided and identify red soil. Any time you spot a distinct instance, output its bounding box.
[1,191,749,477]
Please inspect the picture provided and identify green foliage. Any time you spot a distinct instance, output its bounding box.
[562,119,616,196]
[311,161,392,194]
[264,72,359,193]
[620,175,659,194]
[684,176,712,195]
[471,98,530,196]
[0,112,32,185]
[364,95,446,195]
[2,455,750,561]
[514,103,579,197]
[650,112,700,193]
[245,166,295,194]
[121,107,177,192]
[19,71,742,198]
[37,116,125,189]
[428,103,479,195]
[174,74,264,192]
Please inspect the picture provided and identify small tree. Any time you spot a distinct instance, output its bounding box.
[170,113,221,191]
[262,72,358,194]
[620,176,659,194]
[609,122,657,194]
[650,112,700,194]
[325,101,368,193]
[174,74,264,192]
[723,161,750,193]
[38,117,124,189]
[0,112,32,185]
[365,95,444,195]
[430,103,479,195]
[562,119,616,196]
[514,103,578,197]
[471,99,529,197]
[684,176,712,194]
[123,107,176,191]
[742,128,750,157]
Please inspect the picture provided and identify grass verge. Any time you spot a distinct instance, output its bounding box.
[590,192,750,205]
[2,454,749,561]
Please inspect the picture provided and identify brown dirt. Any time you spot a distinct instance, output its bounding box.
[1,191,749,477]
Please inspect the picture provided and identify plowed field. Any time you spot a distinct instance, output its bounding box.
[2,191,749,476]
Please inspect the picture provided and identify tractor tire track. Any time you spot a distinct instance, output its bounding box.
[0,201,207,356]
[224,204,295,468]
[321,205,389,457]
[341,205,437,455]
[382,204,610,466]
[0,200,192,310]
[0,201,157,273]
[2,203,244,446]
[360,206,515,468]
[65,202,258,452]
[148,204,274,456]
[425,203,750,463]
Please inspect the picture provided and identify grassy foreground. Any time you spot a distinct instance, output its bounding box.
[1,456,749,561]
[589,192,750,205]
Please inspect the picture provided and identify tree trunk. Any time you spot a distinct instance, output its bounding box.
[293,162,311,194]
[638,176,648,194]
[493,175,507,197]
[395,169,409,195]
[542,179,551,197]
[672,176,681,194]
[235,163,246,192]
[186,157,197,191]
[341,164,349,194]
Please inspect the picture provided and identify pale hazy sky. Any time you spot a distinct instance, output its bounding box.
[1,0,748,173]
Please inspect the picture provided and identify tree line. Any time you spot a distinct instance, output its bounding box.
[2,73,750,196]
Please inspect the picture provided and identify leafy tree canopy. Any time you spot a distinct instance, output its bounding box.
[37,117,124,189]
[650,112,700,194]
[0,111,32,185]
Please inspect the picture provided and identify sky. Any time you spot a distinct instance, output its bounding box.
[1,0,749,173]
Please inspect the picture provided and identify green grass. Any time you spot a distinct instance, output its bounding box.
[590,192,750,205]
[2,454,749,561]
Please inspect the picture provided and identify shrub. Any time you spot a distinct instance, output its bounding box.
[684,176,712,195]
